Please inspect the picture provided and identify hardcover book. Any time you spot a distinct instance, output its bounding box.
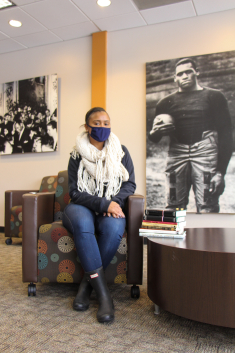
[142,224,178,231]
[141,222,185,231]
[139,230,186,239]
[145,209,186,217]
[142,220,185,227]
[144,215,185,223]
[139,228,184,235]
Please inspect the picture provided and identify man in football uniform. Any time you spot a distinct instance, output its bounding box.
[149,58,233,213]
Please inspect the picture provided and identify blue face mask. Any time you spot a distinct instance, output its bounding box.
[87,123,111,142]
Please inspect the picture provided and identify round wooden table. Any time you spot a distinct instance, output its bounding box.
[147,228,235,328]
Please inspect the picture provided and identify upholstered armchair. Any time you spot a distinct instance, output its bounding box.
[22,170,145,298]
[5,175,58,245]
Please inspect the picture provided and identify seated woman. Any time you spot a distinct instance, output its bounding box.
[62,107,136,324]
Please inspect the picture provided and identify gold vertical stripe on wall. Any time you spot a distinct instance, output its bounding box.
[91,31,107,109]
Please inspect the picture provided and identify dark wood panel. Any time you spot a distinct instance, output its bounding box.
[149,228,235,252]
[147,228,235,328]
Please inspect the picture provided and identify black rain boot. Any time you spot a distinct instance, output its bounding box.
[87,266,114,323]
[73,275,93,311]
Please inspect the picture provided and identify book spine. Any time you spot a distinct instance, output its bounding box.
[139,232,186,239]
[145,210,163,216]
[142,220,178,225]
[142,220,184,226]
[174,216,186,222]
[139,228,184,235]
[144,215,185,222]
[145,209,186,217]
[142,223,186,231]
[141,225,177,231]
[141,222,183,228]
[144,215,175,222]
[142,225,185,232]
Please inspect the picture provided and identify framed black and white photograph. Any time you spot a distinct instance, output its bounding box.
[146,50,235,214]
[0,74,58,155]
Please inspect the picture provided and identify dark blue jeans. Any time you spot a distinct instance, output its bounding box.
[62,203,126,272]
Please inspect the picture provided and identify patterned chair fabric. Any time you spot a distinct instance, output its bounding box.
[10,206,23,238]
[8,175,57,239]
[37,170,128,285]
[53,171,70,221]
[39,176,58,193]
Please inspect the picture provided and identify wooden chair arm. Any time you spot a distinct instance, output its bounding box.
[22,192,55,283]
[126,194,145,285]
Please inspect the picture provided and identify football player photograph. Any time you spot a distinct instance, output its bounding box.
[149,56,233,213]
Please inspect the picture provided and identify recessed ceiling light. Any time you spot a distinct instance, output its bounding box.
[0,0,15,9]
[9,19,22,27]
[97,0,111,7]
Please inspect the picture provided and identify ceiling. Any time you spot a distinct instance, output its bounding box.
[0,0,235,55]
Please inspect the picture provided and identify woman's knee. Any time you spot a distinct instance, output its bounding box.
[96,216,126,238]
[63,204,95,233]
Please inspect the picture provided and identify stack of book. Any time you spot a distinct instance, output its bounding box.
[139,208,186,239]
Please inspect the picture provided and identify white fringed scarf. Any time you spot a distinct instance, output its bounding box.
[71,131,129,200]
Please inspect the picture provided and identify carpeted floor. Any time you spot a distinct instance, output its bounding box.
[1,233,235,353]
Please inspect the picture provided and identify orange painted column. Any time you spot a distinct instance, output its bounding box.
[91,31,107,110]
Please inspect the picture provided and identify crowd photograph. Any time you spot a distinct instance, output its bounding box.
[0,74,57,155]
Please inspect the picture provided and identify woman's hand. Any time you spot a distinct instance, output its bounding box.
[103,201,125,218]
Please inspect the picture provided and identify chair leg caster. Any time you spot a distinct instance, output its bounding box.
[131,285,140,298]
[5,238,12,245]
[28,283,36,296]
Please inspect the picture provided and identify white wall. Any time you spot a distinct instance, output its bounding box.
[0,37,92,226]
[1,9,235,228]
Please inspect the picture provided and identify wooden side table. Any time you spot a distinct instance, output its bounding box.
[147,228,235,328]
